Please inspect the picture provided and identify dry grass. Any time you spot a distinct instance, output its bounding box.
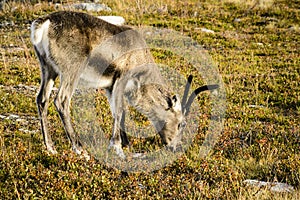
[223,0,274,9]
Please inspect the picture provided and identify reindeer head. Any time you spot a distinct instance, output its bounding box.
[125,74,219,151]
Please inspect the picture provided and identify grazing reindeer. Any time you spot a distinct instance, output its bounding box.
[31,11,218,159]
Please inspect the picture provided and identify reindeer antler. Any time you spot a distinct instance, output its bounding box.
[182,75,219,116]
[181,75,193,111]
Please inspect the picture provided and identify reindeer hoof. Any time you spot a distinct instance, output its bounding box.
[46,146,57,155]
[72,145,90,161]
[108,142,126,159]
[81,150,91,161]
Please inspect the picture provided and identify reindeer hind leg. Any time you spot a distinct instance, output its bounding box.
[54,74,90,160]
[35,46,58,154]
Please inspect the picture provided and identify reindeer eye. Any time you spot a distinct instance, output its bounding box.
[178,121,186,130]
[178,124,181,129]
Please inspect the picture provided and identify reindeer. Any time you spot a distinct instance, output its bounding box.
[31,11,218,159]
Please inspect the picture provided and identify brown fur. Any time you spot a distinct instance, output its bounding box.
[31,11,184,159]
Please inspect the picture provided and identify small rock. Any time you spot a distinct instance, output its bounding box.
[18,128,38,134]
[16,118,26,122]
[244,179,295,193]
[289,26,295,30]
[193,11,198,17]
[17,84,37,91]
[98,16,125,26]
[234,18,242,23]
[138,183,146,189]
[7,114,20,120]
[132,153,146,158]
[267,17,279,22]
[248,105,265,108]
[195,28,215,34]
[72,3,112,12]
[0,20,14,27]
[288,26,299,31]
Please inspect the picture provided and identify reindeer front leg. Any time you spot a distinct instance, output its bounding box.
[120,110,130,147]
[107,78,127,159]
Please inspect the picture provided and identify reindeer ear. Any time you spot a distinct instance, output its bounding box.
[125,78,140,92]
[124,78,140,101]
[171,94,181,112]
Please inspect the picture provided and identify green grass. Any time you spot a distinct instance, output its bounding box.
[0,0,299,199]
